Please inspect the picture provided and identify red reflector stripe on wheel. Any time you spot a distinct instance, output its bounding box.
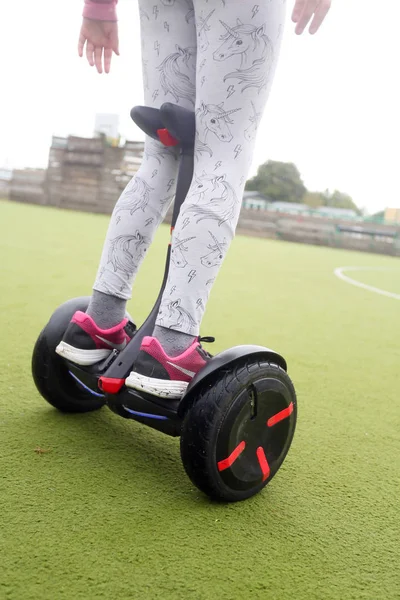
[256,446,270,481]
[267,402,294,427]
[217,441,246,472]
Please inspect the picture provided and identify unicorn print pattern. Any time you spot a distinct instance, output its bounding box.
[171,235,196,268]
[93,0,285,328]
[144,137,178,164]
[158,45,196,104]
[244,101,262,141]
[196,102,241,144]
[107,232,147,276]
[194,102,241,159]
[158,299,197,332]
[183,173,239,227]
[115,177,154,216]
[214,20,274,93]
[200,231,228,268]
[197,10,215,52]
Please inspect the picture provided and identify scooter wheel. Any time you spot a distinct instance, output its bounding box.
[180,359,297,502]
[32,329,106,413]
[31,297,106,413]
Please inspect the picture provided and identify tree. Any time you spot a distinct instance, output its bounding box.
[325,190,361,214]
[303,191,327,208]
[246,160,306,204]
[303,190,361,214]
[245,159,362,214]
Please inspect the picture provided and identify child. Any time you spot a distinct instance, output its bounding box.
[56,0,332,399]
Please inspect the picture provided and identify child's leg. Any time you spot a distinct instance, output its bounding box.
[127,1,286,398]
[56,0,197,366]
[87,0,197,328]
[155,0,286,340]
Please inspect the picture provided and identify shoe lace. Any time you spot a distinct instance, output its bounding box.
[198,335,215,359]
[124,321,137,338]
[199,336,215,344]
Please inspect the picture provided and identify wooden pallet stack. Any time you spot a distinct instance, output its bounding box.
[45,135,144,213]
[9,169,47,205]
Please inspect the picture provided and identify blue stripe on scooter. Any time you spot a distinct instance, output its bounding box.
[68,371,105,398]
[121,406,169,420]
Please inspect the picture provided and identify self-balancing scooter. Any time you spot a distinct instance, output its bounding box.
[32,102,297,502]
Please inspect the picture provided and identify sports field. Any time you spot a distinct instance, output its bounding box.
[1,199,399,599]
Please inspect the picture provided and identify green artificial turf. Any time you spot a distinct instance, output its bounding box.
[0,199,399,599]
[342,268,400,296]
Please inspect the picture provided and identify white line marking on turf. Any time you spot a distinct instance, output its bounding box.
[334,267,400,300]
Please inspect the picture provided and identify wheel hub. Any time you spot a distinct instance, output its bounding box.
[216,378,296,492]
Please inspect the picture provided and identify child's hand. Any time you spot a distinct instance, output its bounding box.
[78,18,119,74]
[292,0,332,35]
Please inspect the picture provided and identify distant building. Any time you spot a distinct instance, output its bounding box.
[0,167,12,180]
[267,201,311,215]
[385,207,400,223]
[242,191,272,210]
[315,206,358,220]
[0,167,12,197]
[242,196,361,220]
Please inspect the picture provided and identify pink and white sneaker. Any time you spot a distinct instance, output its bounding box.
[125,335,214,399]
[56,311,135,366]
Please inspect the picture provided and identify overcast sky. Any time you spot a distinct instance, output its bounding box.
[1,0,399,213]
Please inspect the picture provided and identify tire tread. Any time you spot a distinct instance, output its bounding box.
[180,359,296,502]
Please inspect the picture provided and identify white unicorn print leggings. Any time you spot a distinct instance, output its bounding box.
[93,0,286,335]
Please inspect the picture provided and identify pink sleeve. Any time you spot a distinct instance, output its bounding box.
[83,0,118,21]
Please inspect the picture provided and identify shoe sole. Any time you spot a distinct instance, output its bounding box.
[55,341,111,366]
[125,371,188,400]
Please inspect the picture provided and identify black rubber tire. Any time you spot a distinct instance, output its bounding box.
[32,328,106,413]
[31,297,107,413]
[180,359,297,502]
